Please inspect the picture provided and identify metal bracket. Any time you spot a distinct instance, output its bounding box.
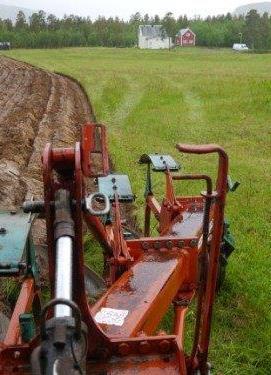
[81,122,110,177]
[0,210,38,277]
[227,175,240,192]
[139,153,180,171]
[98,174,135,203]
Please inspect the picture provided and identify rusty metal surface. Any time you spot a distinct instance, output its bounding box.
[0,313,9,342]
[170,211,203,237]
[92,250,186,337]
[4,278,35,346]
[88,353,181,374]
[81,123,109,177]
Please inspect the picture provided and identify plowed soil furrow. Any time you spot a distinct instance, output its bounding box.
[0,72,33,122]
[0,56,94,216]
[0,73,26,108]
[0,69,11,87]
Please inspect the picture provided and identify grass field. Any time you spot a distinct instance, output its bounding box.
[4,47,271,374]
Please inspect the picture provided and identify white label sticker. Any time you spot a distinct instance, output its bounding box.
[94,308,129,326]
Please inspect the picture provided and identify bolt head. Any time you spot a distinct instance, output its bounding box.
[139,340,151,354]
[142,241,149,250]
[118,343,130,356]
[14,351,20,359]
[154,241,161,250]
[190,239,198,248]
[157,330,167,336]
[166,240,173,249]
[178,240,185,248]
[159,340,171,353]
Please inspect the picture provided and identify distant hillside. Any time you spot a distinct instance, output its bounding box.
[233,2,271,15]
[0,3,34,23]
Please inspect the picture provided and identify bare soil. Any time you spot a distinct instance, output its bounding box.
[0,56,96,319]
[0,56,94,244]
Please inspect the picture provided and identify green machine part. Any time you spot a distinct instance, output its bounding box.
[0,210,39,280]
[19,313,36,343]
[139,153,181,197]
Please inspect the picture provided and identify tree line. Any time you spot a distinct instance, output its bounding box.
[0,9,270,50]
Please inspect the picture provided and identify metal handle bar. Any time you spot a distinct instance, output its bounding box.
[172,174,213,196]
[85,192,110,216]
[176,144,228,196]
[176,144,229,368]
[227,175,240,192]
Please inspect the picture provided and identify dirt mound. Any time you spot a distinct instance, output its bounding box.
[0,56,94,243]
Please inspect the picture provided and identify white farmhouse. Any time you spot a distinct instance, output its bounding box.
[138,25,172,49]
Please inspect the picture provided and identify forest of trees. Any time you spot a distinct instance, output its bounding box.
[0,9,270,50]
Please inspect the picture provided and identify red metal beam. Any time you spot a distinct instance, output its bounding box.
[92,249,188,338]
[4,278,35,346]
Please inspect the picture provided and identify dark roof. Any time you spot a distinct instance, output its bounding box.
[139,25,167,38]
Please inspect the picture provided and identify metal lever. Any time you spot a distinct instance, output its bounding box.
[227,175,240,192]
[85,193,110,216]
[22,200,45,213]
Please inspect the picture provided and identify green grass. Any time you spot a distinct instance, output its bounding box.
[4,47,271,374]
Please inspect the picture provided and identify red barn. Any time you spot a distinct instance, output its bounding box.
[176,28,196,46]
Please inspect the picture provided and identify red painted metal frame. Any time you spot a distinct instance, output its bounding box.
[81,122,110,177]
[4,278,35,347]
[0,278,40,374]
[0,124,229,375]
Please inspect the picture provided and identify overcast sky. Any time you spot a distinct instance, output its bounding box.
[0,0,266,19]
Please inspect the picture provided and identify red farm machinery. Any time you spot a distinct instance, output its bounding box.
[0,123,238,374]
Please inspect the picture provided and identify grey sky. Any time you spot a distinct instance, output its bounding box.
[1,0,266,19]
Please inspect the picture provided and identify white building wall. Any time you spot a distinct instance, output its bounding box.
[138,35,172,49]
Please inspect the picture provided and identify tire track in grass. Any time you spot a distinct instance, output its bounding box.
[99,75,145,134]
[167,76,205,128]
[93,75,145,229]
[183,91,204,123]
[84,77,108,113]
[112,80,144,127]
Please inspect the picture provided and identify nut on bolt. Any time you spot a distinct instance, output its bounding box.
[166,240,173,249]
[139,340,151,354]
[157,330,167,336]
[177,240,185,248]
[159,340,171,353]
[190,239,198,248]
[118,343,130,356]
[154,241,161,250]
[142,241,149,250]
[14,351,20,359]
